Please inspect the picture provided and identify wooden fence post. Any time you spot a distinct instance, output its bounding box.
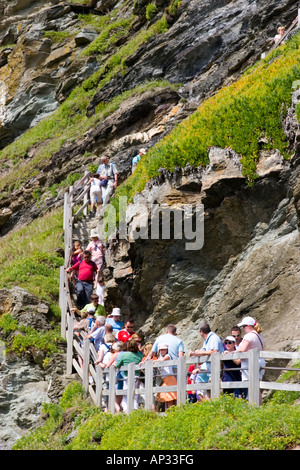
[84,170,89,216]
[177,356,187,405]
[82,339,90,392]
[127,363,136,414]
[66,314,74,375]
[63,192,68,231]
[248,348,260,406]
[95,365,103,408]
[60,266,66,338]
[210,353,221,400]
[144,360,154,410]
[108,367,116,415]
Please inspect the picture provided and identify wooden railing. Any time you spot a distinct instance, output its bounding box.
[59,162,300,413]
[60,171,91,339]
[64,316,300,412]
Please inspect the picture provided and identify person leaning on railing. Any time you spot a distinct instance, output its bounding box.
[115,339,143,413]
[235,316,266,404]
[189,322,224,402]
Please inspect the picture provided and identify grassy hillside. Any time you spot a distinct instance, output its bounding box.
[112,33,300,210]
[0,209,64,361]
[0,208,64,304]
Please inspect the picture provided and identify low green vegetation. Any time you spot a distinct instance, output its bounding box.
[0,208,64,304]
[0,208,65,363]
[110,32,300,214]
[0,313,63,363]
[81,16,134,56]
[146,3,158,21]
[12,382,300,450]
[43,31,72,43]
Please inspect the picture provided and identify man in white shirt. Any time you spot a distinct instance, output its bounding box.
[96,155,118,206]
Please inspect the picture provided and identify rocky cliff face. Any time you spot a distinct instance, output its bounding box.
[0,0,298,235]
[0,287,73,449]
[96,87,300,353]
[101,147,300,352]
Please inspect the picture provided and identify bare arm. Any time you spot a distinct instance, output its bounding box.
[189,349,218,357]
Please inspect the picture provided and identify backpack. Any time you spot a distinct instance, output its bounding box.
[102,343,112,365]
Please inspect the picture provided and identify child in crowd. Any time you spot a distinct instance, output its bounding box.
[69,240,83,286]
[94,272,105,305]
[154,343,177,410]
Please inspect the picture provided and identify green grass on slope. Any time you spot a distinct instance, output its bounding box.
[12,382,300,450]
[0,10,171,198]
[0,208,65,362]
[111,33,300,211]
[0,208,64,304]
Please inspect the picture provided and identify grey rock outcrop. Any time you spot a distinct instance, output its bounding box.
[1,0,299,147]
[100,141,300,353]
[0,2,99,148]
[0,286,76,448]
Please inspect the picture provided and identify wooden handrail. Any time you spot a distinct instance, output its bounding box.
[267,13,299,56]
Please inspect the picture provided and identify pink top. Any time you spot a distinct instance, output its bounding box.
[86,239,104,269]
[240,331,265,351]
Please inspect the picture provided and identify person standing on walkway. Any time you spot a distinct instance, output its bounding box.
[274,26,285,44]
[131,148,146,173]
[88,173,102,217]
[146,324,185,360]
[66,250,97,309]
[231,325,243,347]
[96,155,118,206]
[86,229,104,272]
[189,322,223,401]
[105,308,124,336]
[236,316,265,403]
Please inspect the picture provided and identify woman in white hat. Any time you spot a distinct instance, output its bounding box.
[86,229,104,271]
[236,316,265,402]
[105,307,124,335]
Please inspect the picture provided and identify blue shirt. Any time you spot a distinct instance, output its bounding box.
[132,154,141,166]
[152,333,185,360]
[90,326,105,351]
[201,332,224,372]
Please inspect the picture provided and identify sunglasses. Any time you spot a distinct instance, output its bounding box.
[225,341,235,345]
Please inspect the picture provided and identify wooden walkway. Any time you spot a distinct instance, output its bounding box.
[59,154,300,414]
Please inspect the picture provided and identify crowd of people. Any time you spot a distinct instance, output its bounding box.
[68,267,265,413]
[66,153,265,413]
